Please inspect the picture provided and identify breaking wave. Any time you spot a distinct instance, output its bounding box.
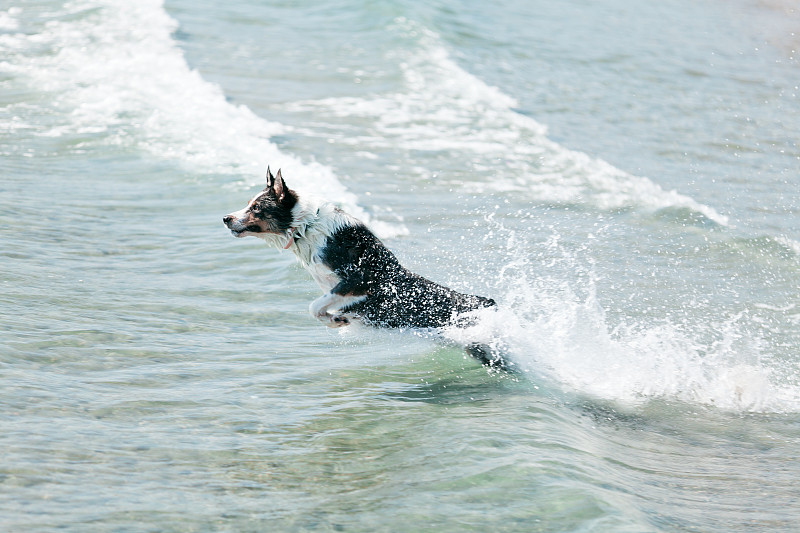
[0,0,403,235]
[284,17,729,226]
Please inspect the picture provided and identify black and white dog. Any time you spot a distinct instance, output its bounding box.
[223,168,506,370]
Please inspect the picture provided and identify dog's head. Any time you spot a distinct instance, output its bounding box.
[223,167,298,239]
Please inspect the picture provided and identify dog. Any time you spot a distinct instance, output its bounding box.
[223,168,507,370]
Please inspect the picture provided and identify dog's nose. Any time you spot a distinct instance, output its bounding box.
[223,215,234,225]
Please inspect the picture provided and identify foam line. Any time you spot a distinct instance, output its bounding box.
[287,18,729,226]
[0,1,403,235]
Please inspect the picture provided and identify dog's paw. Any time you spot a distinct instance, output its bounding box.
[310,300,329,320]
[327,315,350,328]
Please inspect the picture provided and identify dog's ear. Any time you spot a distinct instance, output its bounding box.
[274,168,287,201]
[266,166,275,189]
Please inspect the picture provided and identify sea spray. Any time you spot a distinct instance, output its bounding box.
[442,219,800,413]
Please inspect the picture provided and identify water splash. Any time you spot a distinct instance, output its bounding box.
[443,224,800,414]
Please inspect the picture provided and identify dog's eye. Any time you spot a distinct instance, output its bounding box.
[251,204,262,213]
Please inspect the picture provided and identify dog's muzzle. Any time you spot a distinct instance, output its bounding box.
[223,214,249,237]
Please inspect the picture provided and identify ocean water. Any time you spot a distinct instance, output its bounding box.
[2,0,800,530]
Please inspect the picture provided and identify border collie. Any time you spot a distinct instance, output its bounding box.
[223,168,507,370]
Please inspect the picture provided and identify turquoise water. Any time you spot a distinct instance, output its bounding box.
[2,0,800,530]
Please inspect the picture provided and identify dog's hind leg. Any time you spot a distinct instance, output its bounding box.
[465,343,513,372]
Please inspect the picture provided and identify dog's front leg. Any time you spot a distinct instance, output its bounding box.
[309,292,351,328]
[309,275,368,328]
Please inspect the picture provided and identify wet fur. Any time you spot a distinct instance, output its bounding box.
[223,168,506,370]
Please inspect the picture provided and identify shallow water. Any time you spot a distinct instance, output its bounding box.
[2,0,800,530]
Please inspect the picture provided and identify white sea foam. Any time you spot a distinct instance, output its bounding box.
[775,235,800,256]
[0,0,403,236]
[443,236,800,414]
[0,7,20,30]
[286,18,728,226]
[445,287,800,414]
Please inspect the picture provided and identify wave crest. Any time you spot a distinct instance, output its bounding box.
[286,17,728,226]
[0,0,405,235]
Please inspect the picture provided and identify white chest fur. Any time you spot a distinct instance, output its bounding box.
[280,199,355,293]
[305,256,340,292]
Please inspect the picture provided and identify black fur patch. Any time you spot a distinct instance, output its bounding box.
[319,224,496,329]
[251,187,298,233]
